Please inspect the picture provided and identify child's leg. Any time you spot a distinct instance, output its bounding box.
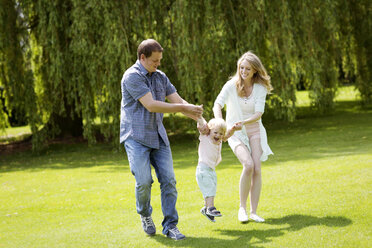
[196,164,216,202]
[205,172,222,217]
[206,196,222,217]
[205,196,215,208]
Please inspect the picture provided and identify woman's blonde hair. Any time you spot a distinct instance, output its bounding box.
[207,118,227,133]
[231,51,273,97]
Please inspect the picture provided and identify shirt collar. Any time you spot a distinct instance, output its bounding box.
[135,60,149,76]
[136,60,160,77]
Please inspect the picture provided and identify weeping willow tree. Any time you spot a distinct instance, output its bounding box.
[1,0,133,149]
[0,0,370,151]
[0,0,39,134]
[344,0,372,105]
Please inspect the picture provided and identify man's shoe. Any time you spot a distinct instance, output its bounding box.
[238,207,249,223]
[201,206,215,222]
[140,215,156,235]
[166,226,186,241]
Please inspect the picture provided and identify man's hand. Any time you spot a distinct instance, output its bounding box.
[182,104,203,120]
[166,93,203,120]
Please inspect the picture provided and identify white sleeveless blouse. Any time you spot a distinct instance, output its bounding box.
[238,95,255,120]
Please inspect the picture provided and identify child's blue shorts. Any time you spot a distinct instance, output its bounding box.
[196,162,217,198]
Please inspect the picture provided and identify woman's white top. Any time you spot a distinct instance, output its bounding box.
[214,80,273,161]
[238,95,255,120]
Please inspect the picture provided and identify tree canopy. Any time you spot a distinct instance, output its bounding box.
[0,0,371,150]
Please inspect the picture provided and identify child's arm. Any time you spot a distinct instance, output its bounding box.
[223,123,239,142]
[197,117,209,135]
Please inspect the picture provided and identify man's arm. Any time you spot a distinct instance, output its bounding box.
[166,92,203,120]
[139,92,203,118]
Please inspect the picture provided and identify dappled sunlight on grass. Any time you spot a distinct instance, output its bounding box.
[0,125,31,138]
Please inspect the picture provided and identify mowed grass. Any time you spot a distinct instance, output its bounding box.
[1,87,371,247]
[0,125,31,144]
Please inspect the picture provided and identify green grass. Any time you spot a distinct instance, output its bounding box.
[0,125,31,144]
[296,85,360,107]
[1,87,371,247]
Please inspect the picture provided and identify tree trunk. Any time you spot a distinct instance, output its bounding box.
[49,112,83,138]
[44,98,83,138]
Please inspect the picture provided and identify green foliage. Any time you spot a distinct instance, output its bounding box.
[0,0,370,150]
[345,0,372,105]
[0,0,39,140]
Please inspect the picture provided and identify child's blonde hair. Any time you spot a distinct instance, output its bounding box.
[207,118,227,133]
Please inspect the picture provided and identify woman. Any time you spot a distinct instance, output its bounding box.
[213,51,273,223]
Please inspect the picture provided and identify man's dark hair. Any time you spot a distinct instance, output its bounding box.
[137,39,163,59]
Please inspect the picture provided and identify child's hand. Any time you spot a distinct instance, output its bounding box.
[223,123,240,141]
[198,122,209,135]
[232,122,243,131]
[197,117,209,135]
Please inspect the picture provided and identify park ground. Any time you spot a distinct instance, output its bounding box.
[0,86,371,247]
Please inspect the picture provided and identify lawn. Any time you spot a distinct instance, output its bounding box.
[0,87,371,247]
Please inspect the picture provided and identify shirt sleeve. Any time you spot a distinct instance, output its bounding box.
[124,72,150,100]
[255,85,267,113]
[164,75,177,96]
[214,81,232,108]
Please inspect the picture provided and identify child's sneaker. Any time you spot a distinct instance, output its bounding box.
[200,206,215,222]
[206,207,222,217]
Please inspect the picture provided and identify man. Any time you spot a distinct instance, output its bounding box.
[120,39,203,240]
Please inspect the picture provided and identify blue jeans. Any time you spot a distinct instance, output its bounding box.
[124,138,178,235]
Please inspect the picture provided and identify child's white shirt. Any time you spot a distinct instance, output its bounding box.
[198,134,222,170]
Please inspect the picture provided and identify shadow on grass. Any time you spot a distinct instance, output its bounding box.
[0,143,128,173]
[1,101,371,172]
[152,214,351,248]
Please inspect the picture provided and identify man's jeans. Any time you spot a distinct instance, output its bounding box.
[124,138,178,235]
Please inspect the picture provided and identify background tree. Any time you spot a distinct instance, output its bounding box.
[0,0,370,151]
[0,0,39,135]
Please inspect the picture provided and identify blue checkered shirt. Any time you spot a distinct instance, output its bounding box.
[120,60,177,148]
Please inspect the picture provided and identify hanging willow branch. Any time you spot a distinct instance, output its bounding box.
[0,0,370,151]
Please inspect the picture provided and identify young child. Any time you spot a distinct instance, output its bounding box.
[196,117,237,222]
